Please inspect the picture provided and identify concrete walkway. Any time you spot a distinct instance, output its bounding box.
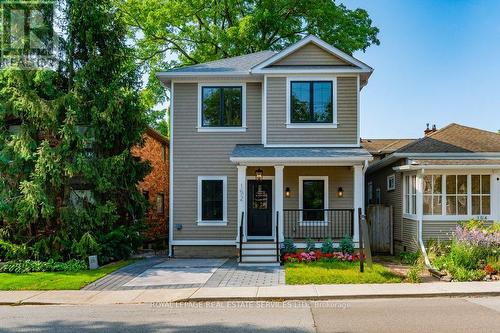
[2,282,500,306]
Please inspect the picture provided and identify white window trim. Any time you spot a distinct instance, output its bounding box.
[299,176,329,225]
[403,173,418,219]
[197,83,247,132]
[403,170,496,220]
[387,174,396,191]
[285,76,338,128]
[197,176,228,226]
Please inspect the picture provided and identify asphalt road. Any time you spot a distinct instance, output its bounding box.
[0,297,499,333]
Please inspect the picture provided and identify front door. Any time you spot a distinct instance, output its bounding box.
[247,180,273,238]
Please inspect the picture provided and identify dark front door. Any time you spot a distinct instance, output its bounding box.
[247,180,273,237]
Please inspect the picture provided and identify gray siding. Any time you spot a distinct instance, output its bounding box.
[172,82,262,240]
[422,220,493,243]
[272,43,350,66]
[402,218,419,252]
[266,76,358,145]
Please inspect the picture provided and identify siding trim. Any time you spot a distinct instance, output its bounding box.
[169,81,174,256]
[197,83,247,132]
[262,76,267,145]
[171,240,236,246]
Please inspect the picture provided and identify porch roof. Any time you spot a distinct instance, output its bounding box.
[230,144,372,165]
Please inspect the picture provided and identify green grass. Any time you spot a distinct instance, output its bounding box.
[0,260,134,290]
[285,261,403,284]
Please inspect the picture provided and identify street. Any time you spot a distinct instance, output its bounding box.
[0,297,499,332]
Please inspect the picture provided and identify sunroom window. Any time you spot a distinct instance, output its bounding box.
[472,175,490,215]
[423,175,443,215]
[291,81,333,123]
[201,87,242,127]
[446,175,468,215]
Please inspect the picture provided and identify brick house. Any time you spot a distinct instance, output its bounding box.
[133,127,169,243]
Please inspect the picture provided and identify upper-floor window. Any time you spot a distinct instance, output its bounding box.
[201,86,242,127]
[290,81,333,123]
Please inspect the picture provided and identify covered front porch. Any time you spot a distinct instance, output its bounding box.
[230,145,372,258]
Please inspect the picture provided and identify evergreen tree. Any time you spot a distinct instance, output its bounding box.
[0,0,149,262]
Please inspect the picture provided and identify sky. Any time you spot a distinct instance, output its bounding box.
[346,0,500,138]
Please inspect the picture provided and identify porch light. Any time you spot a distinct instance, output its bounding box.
[337,187,344,198]
[285,187,291,198]
[255,168,264,181]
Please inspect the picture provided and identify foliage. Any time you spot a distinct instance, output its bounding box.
[281,239,297,255]
[0,0,149,263]
[117,0,380,122]
[285,261,402,285]
[339,235,354,254]
[304,238,316,252]
[321,238,336,254]
[430,220,500,281]
[0,259,87,273]
[398,252,420,265]
[406,263,423,283]
[0,260,134,290]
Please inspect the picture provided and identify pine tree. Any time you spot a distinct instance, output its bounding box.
[0,0,149,262]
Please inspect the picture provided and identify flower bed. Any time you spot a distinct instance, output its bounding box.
[283,250,360,263]
[430,220,500,282]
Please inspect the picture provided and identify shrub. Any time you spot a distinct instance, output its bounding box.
[305,238,316,252]
[339,235,354,254]
[0,259,87,273]
[399,252,419,265]
[321,239,336,254]
[406,263,423,283]
[0,240,29,261]
[448,266,485,282]
[282,239,297,255]
[449,240,486,271]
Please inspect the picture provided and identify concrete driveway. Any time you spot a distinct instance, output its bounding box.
[84,257,284,291]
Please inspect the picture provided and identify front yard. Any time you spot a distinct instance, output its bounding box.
[0,260,134,290]
[285,260,402,284]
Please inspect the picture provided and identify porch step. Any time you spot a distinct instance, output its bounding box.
[239,241,280,265]
[242,248,277,256]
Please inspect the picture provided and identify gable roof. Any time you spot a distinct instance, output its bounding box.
[162,50,276,75]
[361,138,416,154]
[157,35,373,84]
[252,35,373,72]
[396,123,500,153]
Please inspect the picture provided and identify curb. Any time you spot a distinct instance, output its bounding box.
[177,291,500,303]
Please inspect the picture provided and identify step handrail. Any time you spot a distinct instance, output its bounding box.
[275,210,280,263]
[239,211,244,263]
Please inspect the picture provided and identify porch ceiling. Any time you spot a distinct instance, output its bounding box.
[230,144,372,165]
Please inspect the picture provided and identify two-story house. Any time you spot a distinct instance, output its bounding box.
[157,36,374,264]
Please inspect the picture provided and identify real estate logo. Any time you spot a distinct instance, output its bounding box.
[1,0,56,68]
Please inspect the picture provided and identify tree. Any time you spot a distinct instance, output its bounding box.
[0,0,149,262]
[118,0,380,116]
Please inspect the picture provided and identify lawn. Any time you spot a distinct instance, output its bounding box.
[0,260,134,290]
[285,261,403,284]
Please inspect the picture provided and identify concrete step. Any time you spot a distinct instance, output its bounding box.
[241,255,278,263]
[241,242,277,249]
[242,249,277,256]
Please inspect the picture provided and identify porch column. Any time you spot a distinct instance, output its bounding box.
[237,165,247,243]
[274,165,284,242]
[353,165,364,245]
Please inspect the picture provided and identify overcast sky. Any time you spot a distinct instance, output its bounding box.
[347,0,500,138]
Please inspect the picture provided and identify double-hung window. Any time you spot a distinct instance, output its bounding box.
[299,176,328,223]
[290,81,333,124]
[472,175,490,215]
[423,175,443,215]
[404,175,417,215]
[197,176,227,225]
[201,86,243,128]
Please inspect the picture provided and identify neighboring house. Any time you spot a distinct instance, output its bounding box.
[362,138,416,162]
[133,127,169,244]
[365,123,500,254]
[157,35,374,264]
